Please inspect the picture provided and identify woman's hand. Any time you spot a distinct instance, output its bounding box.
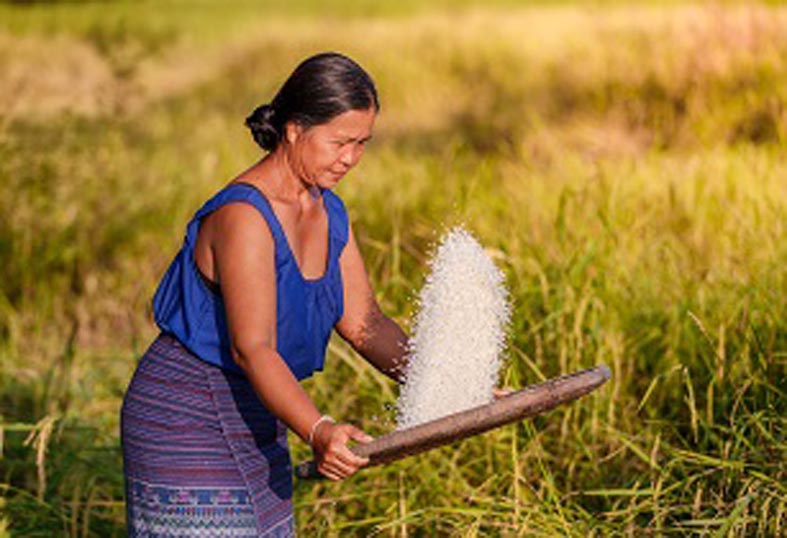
[311,422,374,481]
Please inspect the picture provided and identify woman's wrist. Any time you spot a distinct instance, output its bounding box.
[307,414,335,447]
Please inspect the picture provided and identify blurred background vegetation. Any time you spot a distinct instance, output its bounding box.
[0,0,785,536]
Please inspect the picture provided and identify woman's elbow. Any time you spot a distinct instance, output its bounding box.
[230,335,275,372]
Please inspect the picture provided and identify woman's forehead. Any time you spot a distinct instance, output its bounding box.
[323,107,376,136]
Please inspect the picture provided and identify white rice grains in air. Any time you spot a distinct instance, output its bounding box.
[396,226,511,429]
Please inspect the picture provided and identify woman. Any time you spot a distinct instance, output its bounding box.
[121,52,409,537]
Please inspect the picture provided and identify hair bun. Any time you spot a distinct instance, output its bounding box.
[245,104,280,152]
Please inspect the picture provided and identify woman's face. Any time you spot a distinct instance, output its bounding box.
[284,106,376,190]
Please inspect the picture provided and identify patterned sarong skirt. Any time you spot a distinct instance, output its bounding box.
[121,333,295,537]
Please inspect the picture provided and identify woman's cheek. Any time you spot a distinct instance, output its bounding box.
[326,146,344,169]
[305,142,330,177]
[313,140,333,163]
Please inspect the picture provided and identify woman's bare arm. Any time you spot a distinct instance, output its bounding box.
[202,202,370,480]
[335,224,409,383]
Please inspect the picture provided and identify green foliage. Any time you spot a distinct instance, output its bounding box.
[1,1,785,536]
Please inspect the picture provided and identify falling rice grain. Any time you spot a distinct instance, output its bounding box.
[396,226,510,428]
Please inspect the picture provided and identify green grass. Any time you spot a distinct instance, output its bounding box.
[1,1,786,536]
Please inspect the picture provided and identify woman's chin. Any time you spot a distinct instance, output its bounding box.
[321,173,345,188]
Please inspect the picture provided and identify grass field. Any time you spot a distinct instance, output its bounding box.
[1,1,785,536]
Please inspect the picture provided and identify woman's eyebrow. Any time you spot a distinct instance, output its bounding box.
[334,134,373,143]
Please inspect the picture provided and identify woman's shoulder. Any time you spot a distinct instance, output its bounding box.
[196,184,278,245]
[194,182,267,217]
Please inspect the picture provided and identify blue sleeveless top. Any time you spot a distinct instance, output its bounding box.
[152,183,348,380]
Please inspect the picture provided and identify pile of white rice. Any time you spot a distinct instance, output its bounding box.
[396,226,510,429]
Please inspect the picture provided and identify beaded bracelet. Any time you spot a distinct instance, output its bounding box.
[307,414,335,447]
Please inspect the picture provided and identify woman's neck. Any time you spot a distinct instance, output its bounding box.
[241,150,317,205]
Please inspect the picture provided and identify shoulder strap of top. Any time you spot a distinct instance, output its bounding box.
[185,183,287,251]
[322,189,350,249]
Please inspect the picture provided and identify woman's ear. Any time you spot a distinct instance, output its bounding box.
[285,121,304,145]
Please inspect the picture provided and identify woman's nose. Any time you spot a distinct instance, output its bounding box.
[339,150,353,167]
[340,144,363,167]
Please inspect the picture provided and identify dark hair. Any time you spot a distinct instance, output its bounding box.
[245,52,379,152]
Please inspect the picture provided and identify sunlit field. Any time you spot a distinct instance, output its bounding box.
[1,1,785,536]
